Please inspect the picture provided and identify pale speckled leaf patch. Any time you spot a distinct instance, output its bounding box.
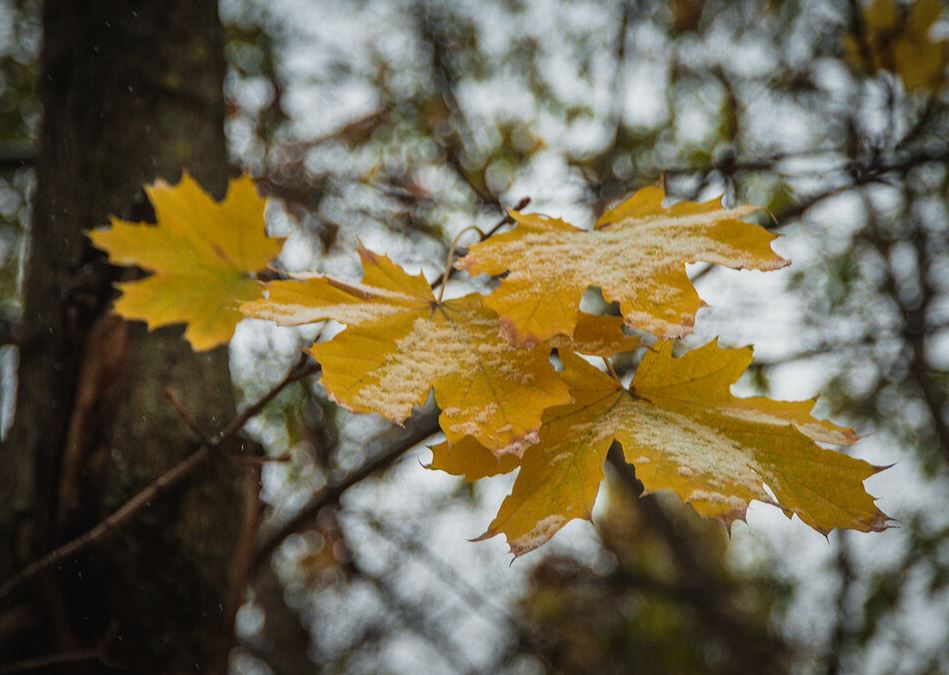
[480,344,888,557]
[458,185,788,344]
[242,245,570,452]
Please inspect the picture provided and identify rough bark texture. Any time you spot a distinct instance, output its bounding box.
[0,1,250,672]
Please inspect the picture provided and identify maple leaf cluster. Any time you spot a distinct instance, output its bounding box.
[90,173,889,557]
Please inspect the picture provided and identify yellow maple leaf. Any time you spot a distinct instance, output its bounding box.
[549,311,640,357]
[241,245,571,452]
[845,0,948,93]
[429,436,522,481]
[481,342,888,557]
[428,312,637,480]
[89,172,284,351]
[458,185,787,345]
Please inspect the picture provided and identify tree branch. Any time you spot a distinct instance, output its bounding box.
[604,445,786,674]
[428,196,529,291]
[356,511,545,648]
[0,645,101,674]
[823,532,853,675]
[0,144,34,172]
[0,356,319,602]
[253,407,440,569]
[0,622,119,673]
[347,555,484,675]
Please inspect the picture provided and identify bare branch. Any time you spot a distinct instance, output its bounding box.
[0,646,102,674]
[355,510,551,665]
[0,355,319,602]
[217,354,319,441]
[0,447,212,602]
[0,144,34,172]
[348,555,484,675]
[163,388,208,441]
[227,453,292,465]
[253,407,440,569]
[428,196,529,291]
[823,532,853,675]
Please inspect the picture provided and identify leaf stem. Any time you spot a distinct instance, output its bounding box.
[428,197,530,293]
[436,225,484,303]
[602,356,619,380]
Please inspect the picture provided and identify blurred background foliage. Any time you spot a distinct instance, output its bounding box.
[2,0,947,673]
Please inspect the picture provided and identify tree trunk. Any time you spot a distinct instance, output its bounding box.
[1,1,250,672]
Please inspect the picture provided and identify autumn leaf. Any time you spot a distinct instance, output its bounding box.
[481,342,888,557]
[845,0,948,93]
[550,311,640,357]
[429,436,522,481]
[458,185,787,344]
[428,312,636,480]
[89,172,283,351]
[241,245,571,452]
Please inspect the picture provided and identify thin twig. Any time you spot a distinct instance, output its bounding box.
[846,0,876,77]
[0,622,120,674]
[0,356,319,603]
[217,354,319,441]
[0,143,34,172]
[0,447,212,603]
[823,532,853,675]
[428,196,530,291]
[484,196,530,238]
[436,225,484,303]
[601,356,619,380]
[163,388,209,441]
[227,453,292,465]
[253,408,440,569]
[688,148,947,287]
[347,555,484,675]
[0,647,100,674]
[354,510,550,665]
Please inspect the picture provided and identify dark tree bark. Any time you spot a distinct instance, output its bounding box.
[0,1,251,672]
